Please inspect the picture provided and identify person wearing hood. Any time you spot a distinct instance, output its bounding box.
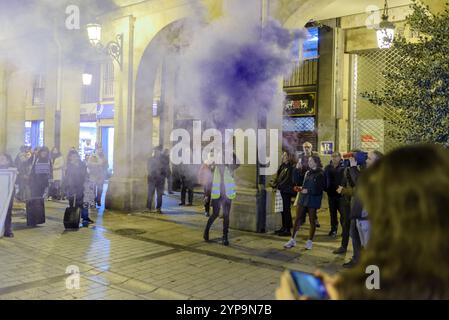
[0,152,16,237]
[284,155,325,250]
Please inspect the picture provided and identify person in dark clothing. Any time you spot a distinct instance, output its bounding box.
[338,150,383,268]
[296,142,321,228]
[0,153,16,237]
[147,146,167,213]
[64,150,91,224]
[324,152,351,249]
[332,152,359,255]
[273,151,296,237]
[28,147,52,199]
[284,155,325,250]
[179,164,195,206]
[162,149,174,195]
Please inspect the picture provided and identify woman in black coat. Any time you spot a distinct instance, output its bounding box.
[29,147,52,198]
[273,151,296,237]
[284,155,325,250]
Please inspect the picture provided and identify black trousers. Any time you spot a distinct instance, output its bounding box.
[203,185,212,214]
[280,191,293,230]
[181,186,194,204]
[350,219,362,262]
[206,197,232,235]
[147,179,164,209]
[4,194,14,235]
[328,195,351,249]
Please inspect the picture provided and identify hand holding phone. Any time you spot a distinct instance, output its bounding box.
[289,271,329,300]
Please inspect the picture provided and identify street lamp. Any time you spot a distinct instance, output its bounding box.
[86,23,123,70]
[376,0,395,49]
[82,73,93,86]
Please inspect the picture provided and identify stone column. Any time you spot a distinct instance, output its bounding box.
[106,15,150,211]
[59,61,82,157]
[5,70,30,156]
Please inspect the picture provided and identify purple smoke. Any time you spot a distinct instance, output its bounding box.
[176,13,303,130]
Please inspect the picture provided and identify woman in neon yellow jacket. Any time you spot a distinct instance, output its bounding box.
[203,161,239,246]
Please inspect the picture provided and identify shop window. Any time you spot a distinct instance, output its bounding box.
[102,60,114,100]
[32,74,45,106]
[303,27,319,60]
[24,120,44,149]
[82,62,100,103]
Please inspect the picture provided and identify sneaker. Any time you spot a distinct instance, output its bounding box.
[305,240,313,250]
[204,212,210,217]
[179,202,185,206]
[86,218,95,224]
[283,238,296,249]
[315,220,320,228]
[333,247,347,254]
[4,232,14,238]
[47,196,53,201]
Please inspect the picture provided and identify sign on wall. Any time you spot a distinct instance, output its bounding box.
[320,141,334,155]
[284,93,316,117]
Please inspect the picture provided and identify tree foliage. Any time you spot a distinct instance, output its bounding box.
[362,1,449,146]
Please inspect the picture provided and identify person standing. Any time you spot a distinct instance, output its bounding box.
[333,151,364,257]
[284,155,325,250]
[14,146,32,201]
[29,147,52,197]
[296,142,321,228]
[49,147,64,200]
[273,151,296,237]
[0,153,16,237]
[198,154,214,217]
[147,146,167,213]
[94,148,108,207]
[64,150,92,224]
[162,149,174,195]
[203,160,239,246]
[179,163,195,206]
[324,152,350,241]
[338,150,382,268]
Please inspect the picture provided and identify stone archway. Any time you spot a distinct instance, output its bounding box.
[105,19,190,211]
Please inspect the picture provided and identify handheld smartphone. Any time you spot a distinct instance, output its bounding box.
[289,271,329,300]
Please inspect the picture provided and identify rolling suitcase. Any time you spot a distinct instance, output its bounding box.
[26,197,46,226]
[64,197,81,230]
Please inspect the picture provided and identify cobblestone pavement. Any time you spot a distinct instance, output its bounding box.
[0,191,352,300]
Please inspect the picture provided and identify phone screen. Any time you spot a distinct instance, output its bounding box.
[290,271,329,300]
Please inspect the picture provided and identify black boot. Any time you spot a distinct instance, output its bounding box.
[203,227,210,241]
[222,233,229,246]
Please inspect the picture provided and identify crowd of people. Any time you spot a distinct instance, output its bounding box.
[276,143,449,299]
[1,145,109,236]
[271,141,384,268]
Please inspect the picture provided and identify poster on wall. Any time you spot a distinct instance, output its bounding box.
[358,120,384,152]
[284,93,316,117]
[0,169,17,238]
